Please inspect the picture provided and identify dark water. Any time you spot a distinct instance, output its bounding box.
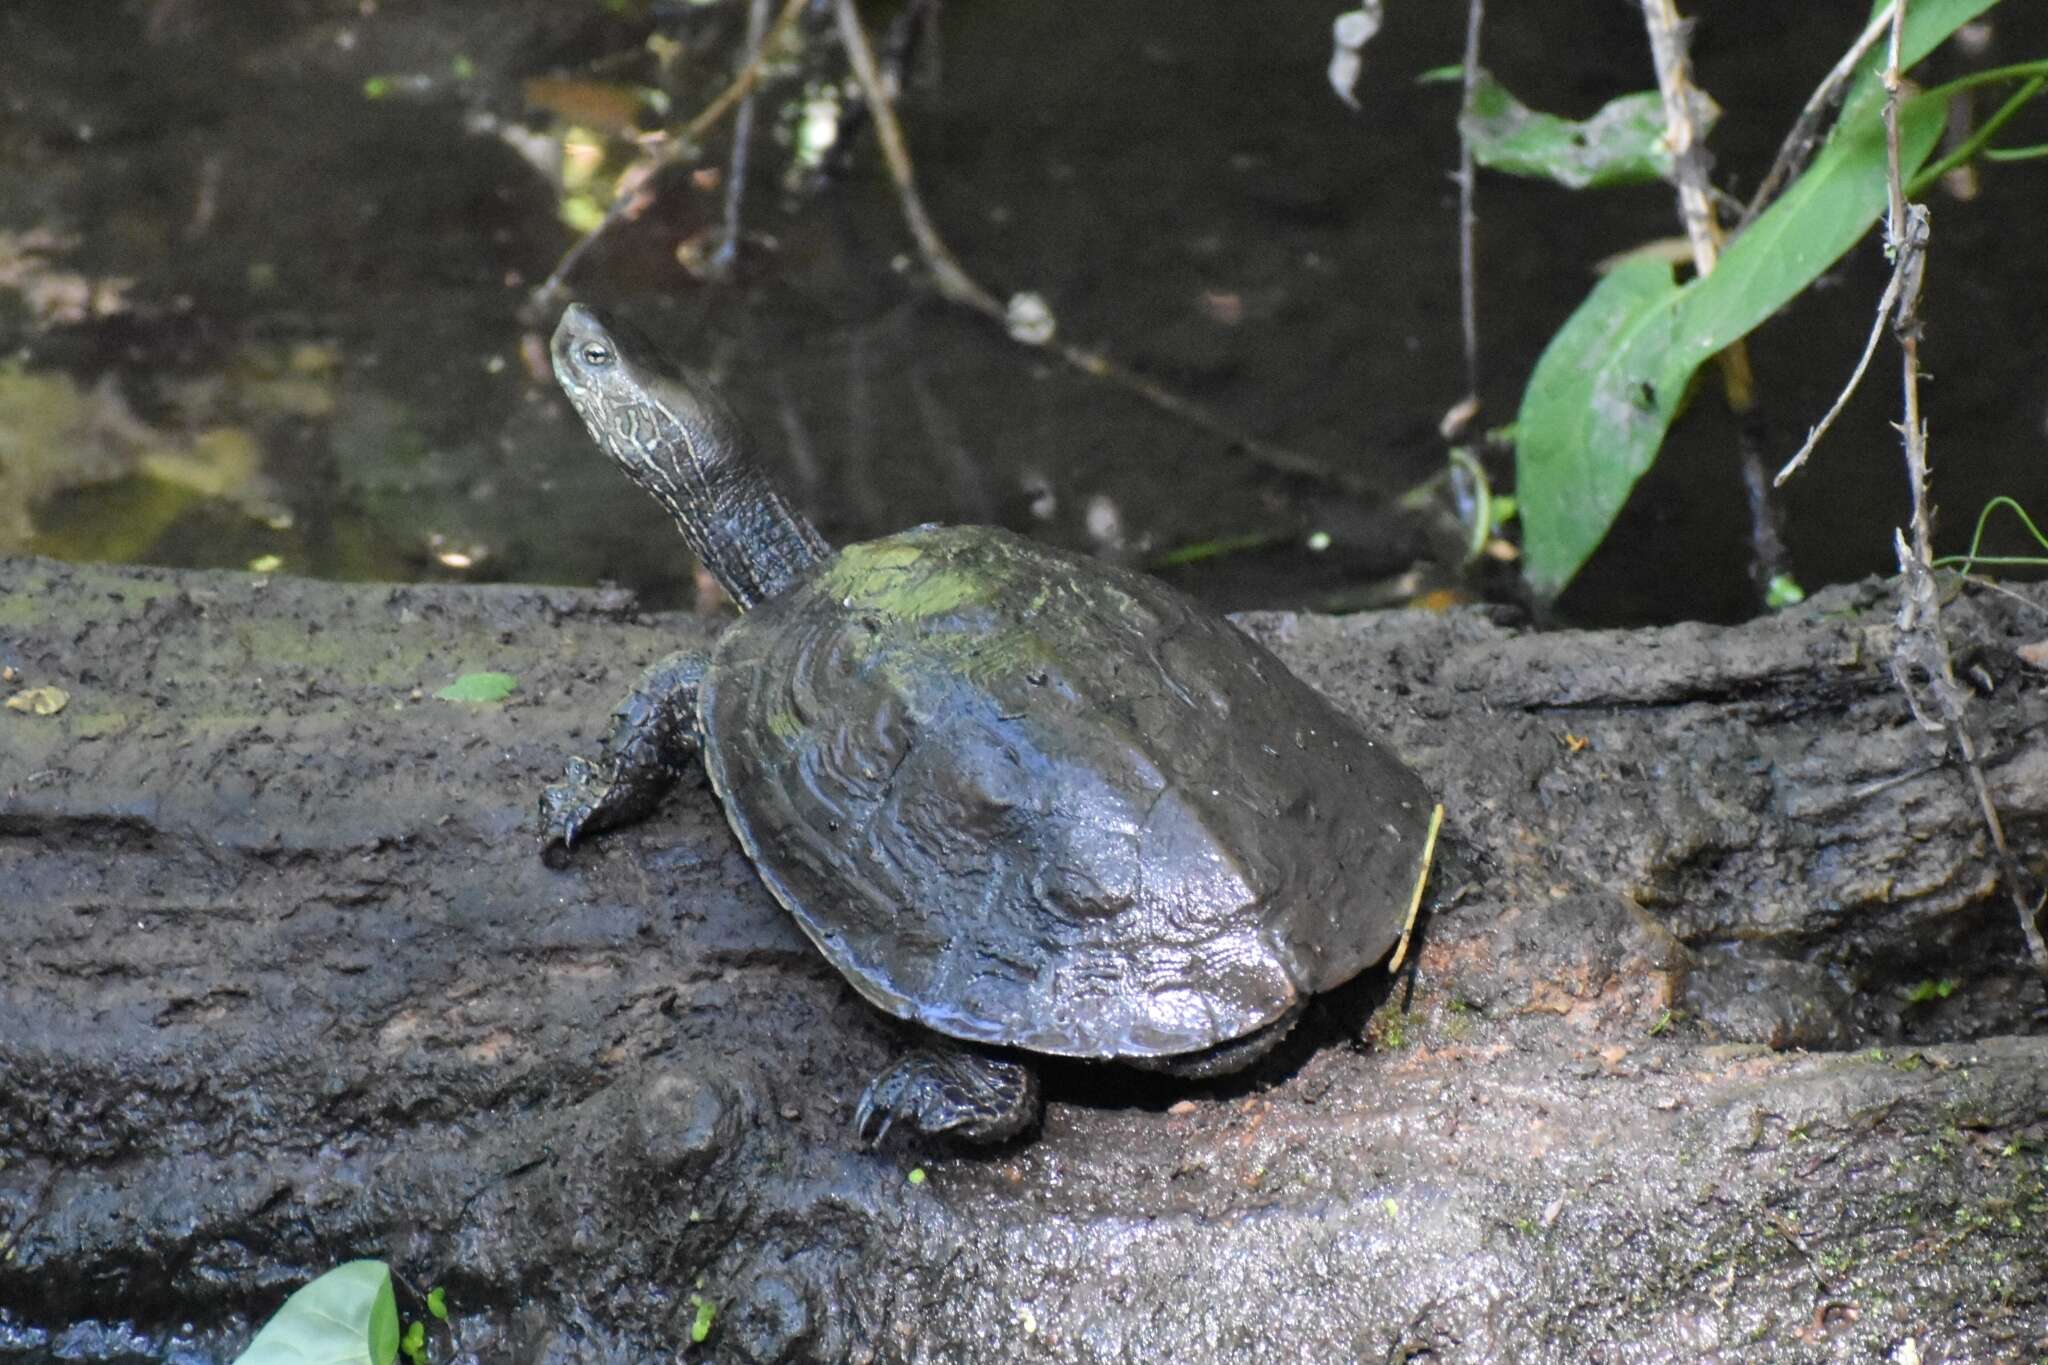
[2,0,2042,625]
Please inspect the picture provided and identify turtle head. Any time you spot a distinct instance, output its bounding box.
[550,303,827,608]
[551,303,749,484]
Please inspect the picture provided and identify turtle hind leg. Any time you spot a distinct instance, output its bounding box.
[540,649,708,866]
[854,1045,1040,1147]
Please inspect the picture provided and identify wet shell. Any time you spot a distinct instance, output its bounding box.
[700,524,1432,1060]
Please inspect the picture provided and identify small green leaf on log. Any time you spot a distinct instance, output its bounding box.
[434,672,518,703]
[1904,978,1959,1004]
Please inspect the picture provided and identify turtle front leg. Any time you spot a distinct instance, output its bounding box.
[540,650,708,867]
[854,1045,1040,1147]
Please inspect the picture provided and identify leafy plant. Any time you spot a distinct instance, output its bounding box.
[1455,71,1707,189]
[233,1263,450,1365]
[1460,0,2033,598]
[232,1260,399,1365]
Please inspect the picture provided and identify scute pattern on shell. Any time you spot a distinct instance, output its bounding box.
[699,525,1432,1059]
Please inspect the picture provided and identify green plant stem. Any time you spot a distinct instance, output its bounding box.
[1150,531,1286,569]
[1909,74,2047,194]
[1931,495,2048,574]
[1920,58,2048,102]
[1982,141,2048,161]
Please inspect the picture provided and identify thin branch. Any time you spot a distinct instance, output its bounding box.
[1876,1,2048,975]
[1771,264,1903,486]
[528,0,811,319]
[710,0,776,278]
[1640,1,1781,592]
[1051,342,1384,497]
[1455,0,1485,411]
[832,0,1000,316]
[1739,2,1896,227]
[1639,0,1721,274]
[831,0,1395,499]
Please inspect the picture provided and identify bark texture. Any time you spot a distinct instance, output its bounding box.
[2,555,2044,1363]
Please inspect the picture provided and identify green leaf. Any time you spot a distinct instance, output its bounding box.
[1764,574,1807,609]
[1459,71,1701,189]
[232,1261,400,1365]
[1682,93,1944,348]
[1514,255,1685,596]
[689,1297,717,1344]
[399,1320,425,1365]
[425,1288,448,1322]
[434,672,518,703]
[1516,89,1947,597]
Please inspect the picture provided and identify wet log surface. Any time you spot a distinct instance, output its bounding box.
[2,554,2044,1363]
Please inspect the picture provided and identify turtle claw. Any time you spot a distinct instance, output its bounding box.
[854,1047,1040,1147]
[852,1088,899,1149]
[537,650,708,866]
[539,755,606,867]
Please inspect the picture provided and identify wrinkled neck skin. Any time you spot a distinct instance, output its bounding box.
[579,377,829,611]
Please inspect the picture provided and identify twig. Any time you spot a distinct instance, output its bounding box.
[831,0,1393,498]
[710,0,776,278]
[1639,0,1722,275]
[1639,1,1780,590]
[832,0,1000,316]
[1455,0,1485,410]
[1876,2,2048,975]
[1053,342,1384,497]
[528,0,810,318]
[1771,266,1903,486]
[1739,2,1897,227]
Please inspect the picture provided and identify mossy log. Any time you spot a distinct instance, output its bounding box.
[2,555,2044,1362]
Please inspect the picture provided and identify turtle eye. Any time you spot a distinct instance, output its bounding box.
[580,342,614,367]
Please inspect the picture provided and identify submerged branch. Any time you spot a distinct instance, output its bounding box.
[830,0,1398,500]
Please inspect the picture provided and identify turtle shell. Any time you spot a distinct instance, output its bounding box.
[698,524,1431,1060]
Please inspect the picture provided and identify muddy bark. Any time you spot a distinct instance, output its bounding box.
[2,555,2044,1363]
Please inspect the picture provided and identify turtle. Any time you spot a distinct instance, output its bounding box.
[539,303,1437,1145]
